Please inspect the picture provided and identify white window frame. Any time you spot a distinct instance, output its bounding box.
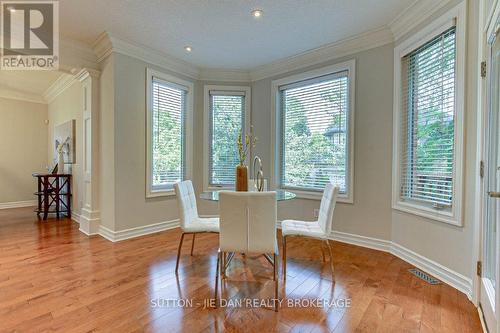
[203,85,251,191]
[146,68,194,198]
[392,3,466,226]
[270,60,355,203]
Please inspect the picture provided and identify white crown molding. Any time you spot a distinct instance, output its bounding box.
[249,27,394,81]
[91,27,394,83]
[92,32,114,63]
[0,87,46,104]
[199,68,251,82]
[93,32,200,79]
[74,68,101,82]
[389,0,454,41]
[42,73,78,103]
[0,200,37,209]
[63,2,456,82]
[59,37,99,73]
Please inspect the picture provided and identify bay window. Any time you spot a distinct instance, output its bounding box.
[272,61,355,201]
[146,69,193,197]
[203,86,250,189]
[392,5,465,225]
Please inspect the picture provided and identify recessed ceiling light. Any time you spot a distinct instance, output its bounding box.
[251,9,263,18]
[184,46,192,52]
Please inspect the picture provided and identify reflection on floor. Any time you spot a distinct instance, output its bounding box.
[0,208,481,332]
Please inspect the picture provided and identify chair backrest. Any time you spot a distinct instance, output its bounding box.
[248,179,268,192]
[174,180,199,231]
[317,183,340,235]
[219,191,277,254]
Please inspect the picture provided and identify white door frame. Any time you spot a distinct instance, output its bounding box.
[473,1,500,331]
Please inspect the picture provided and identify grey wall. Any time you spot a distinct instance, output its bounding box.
[99,56,116,230]
[0,97,48,203]
[47,80,84,216]
[111,53,200,230]
[250,44,394,241]
[100,0,478,282]
[390,0,478,278]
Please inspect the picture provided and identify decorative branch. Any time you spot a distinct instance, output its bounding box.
[237,130,257,166]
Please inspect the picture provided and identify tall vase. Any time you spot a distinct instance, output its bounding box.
[236,165,248,191]
[58,151,65,174]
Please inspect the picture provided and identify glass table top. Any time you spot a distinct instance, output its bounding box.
[200,189,296,202]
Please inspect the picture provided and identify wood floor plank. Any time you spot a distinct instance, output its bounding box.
[0,207,481,333]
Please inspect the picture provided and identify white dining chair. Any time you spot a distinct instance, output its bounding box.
[214,191,279,311]
[174,180,219,274]
[281,183,339,281]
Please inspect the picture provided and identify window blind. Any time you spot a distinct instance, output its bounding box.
[209,92,245,186]
[280,71,349,192]
[152,78,187,190]
[400,27,456,208]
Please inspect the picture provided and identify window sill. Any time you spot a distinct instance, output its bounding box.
[284,189,353,204]
[146,189,176,198]
[205,185,234,192]
[392,200,461,226]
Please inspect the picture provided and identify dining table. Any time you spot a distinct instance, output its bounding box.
[200,189,296,202]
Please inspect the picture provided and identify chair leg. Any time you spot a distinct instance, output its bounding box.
[321,243,326,262]
[325,239,334,281]
[190,233,196,256]
[222,252,226,279]
[214,250,220,308]
[175,233,186,274]
[274,253,279,312]
[282,235,287,280]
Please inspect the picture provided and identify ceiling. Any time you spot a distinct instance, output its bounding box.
[60,0,414,70]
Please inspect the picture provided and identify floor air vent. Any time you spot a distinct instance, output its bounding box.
[408,268,441,285]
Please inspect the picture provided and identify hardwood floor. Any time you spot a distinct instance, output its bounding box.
[0,208,481,332]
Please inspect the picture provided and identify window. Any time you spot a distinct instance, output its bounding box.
[401,28,456,207]
[392,3,465,225]
[272,61,355,202]
[146,69,193,197]
[203,86,250,189]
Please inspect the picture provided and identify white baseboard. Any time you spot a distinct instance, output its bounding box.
[391,242,473,299]
[98,219,180,242]
[321,229,473,300]
[71,212,81,223]
[331,230,392,252]
[0,200,36,210]
[77,216,473,299]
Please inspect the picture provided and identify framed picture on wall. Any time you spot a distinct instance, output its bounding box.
[54,119,76,164]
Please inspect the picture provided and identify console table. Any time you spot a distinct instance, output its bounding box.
[33,174,72,220]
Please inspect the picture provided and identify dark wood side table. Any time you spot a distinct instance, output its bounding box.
[33,174,72,220]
